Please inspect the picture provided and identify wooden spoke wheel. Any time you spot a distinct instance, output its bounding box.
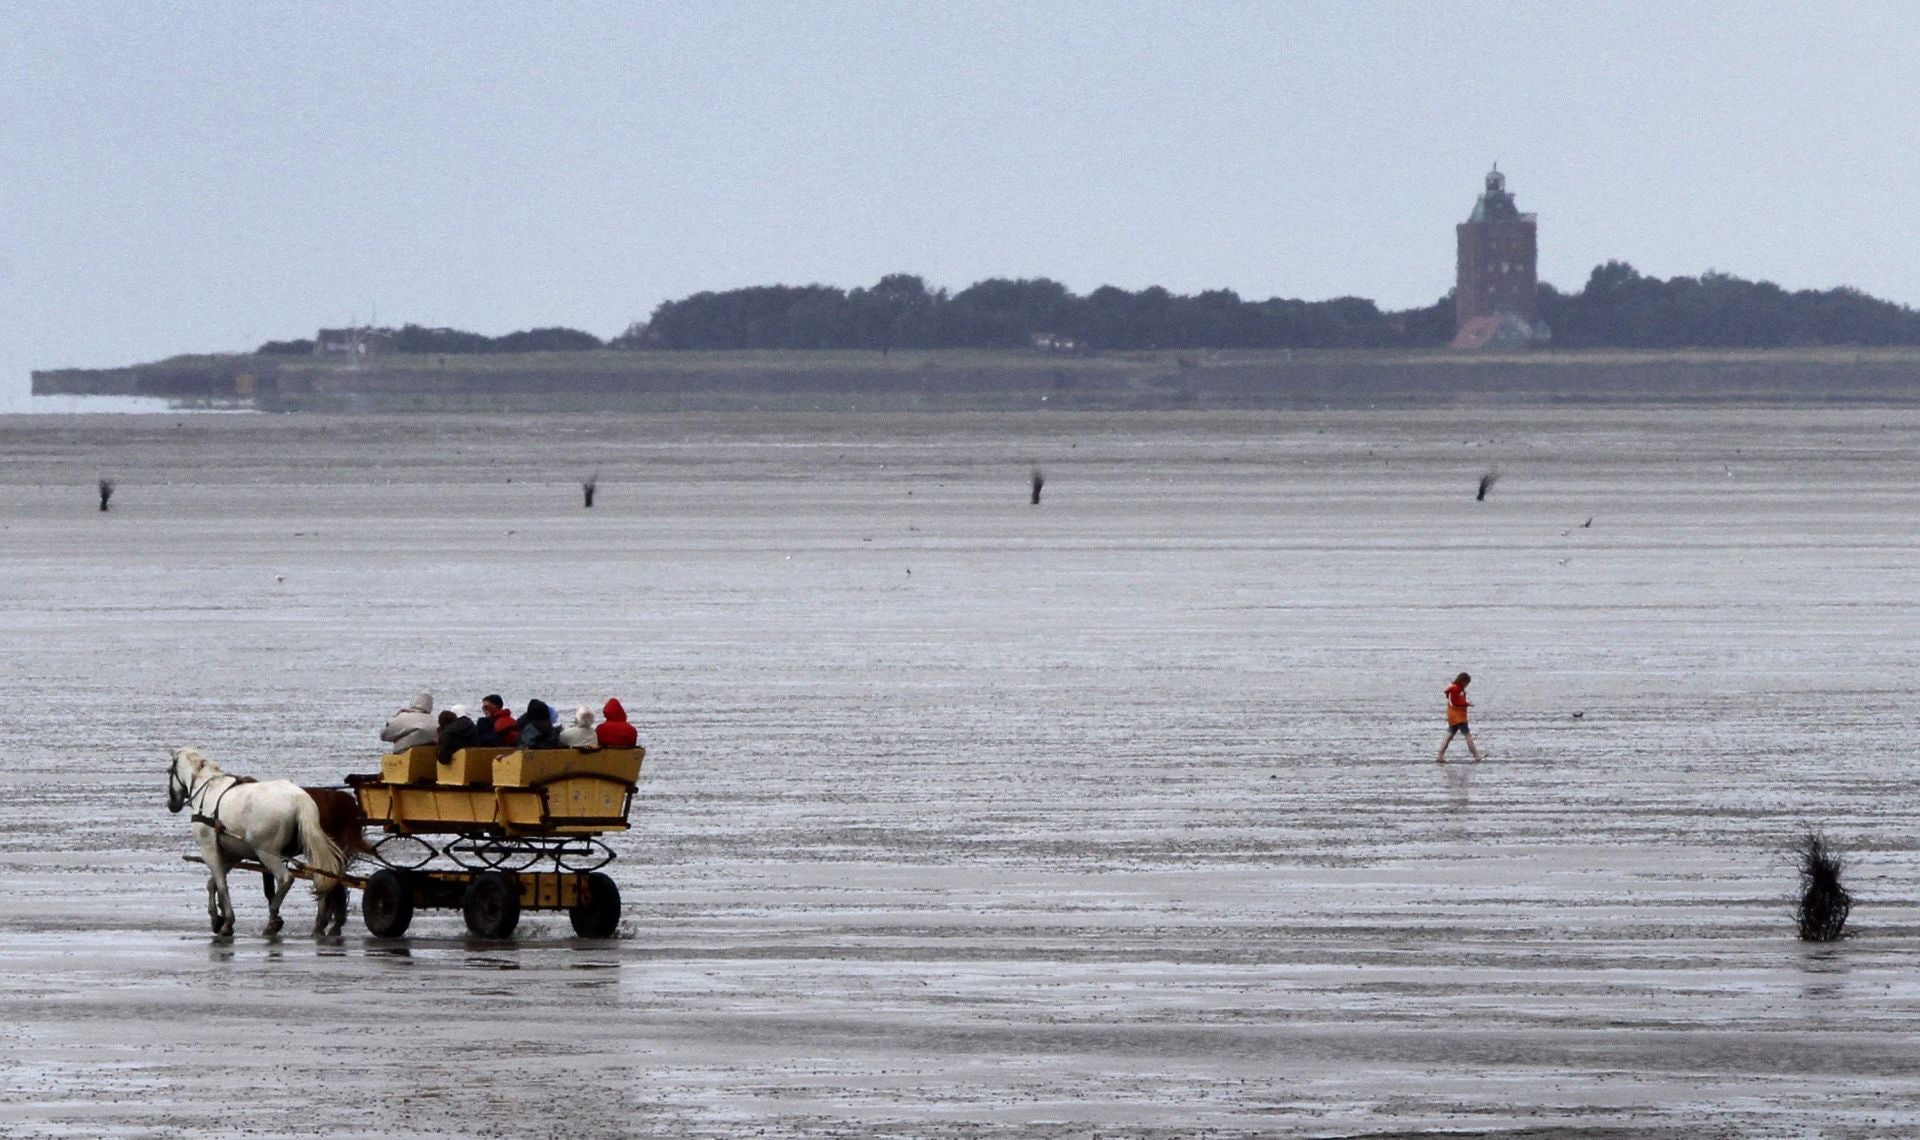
[362,869,414,938]
[463,871,521,938]
[568,872,621,938]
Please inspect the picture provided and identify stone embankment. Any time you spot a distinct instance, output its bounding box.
[31,347,1920,410]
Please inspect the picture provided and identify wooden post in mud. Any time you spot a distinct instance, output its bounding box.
[98,479,115,512]
[1476,467,1501,501]
[582,473,597,509]
[1030,467,1045,505]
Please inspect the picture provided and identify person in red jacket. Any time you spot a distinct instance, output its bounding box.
[474,694,519,748]
[596,698,639,749]
[1436,672,1483,764]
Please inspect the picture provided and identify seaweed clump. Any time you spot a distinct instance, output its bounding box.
[1795,830,1852,942]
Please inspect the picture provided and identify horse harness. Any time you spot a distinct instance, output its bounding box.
[177,767,257,837]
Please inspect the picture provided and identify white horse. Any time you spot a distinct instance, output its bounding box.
[166,746,345,937]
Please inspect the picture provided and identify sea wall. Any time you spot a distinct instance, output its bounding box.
[32,349,1920,411]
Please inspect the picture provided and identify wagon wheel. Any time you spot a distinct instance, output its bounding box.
[568,872,621,938]
[362,869,414,938]
[463,871,521,939]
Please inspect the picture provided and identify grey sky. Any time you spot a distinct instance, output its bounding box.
[5,2,1917,403]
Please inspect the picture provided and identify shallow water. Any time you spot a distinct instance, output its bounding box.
[2,409,1918,1137]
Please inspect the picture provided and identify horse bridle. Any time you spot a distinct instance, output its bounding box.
[167,760,193,812]
[168,758,238,832]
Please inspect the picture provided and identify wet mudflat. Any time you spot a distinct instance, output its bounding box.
[2,407,1919,1138]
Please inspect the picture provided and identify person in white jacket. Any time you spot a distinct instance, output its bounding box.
[380,692,438,752]
[557,705,601,750]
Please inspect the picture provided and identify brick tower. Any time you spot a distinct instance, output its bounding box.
[1454,165,1539,345]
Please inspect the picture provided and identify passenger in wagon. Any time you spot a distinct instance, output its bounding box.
[516,698,562,749]
[436,706,479,762]
[558,706,601,750]
[595,698,639,749]
[380,692,438,752]
[473,694,518,747]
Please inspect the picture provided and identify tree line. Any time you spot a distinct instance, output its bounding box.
[255,264,1920,356]
[258,325,605,355]
[633,267,1920,351]
[1540,262,1920,348]
[636,275,1418,351]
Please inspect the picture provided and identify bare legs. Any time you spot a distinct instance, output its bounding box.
[1436,728,1483,764]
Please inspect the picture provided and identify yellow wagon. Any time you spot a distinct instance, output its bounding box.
[344,745,644,938]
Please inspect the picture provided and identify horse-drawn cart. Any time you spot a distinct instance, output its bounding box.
[343,745,645,938]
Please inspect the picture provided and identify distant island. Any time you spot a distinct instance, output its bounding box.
[241,166,1920,357]
[33,264,1920,411]
[251,263,1920,357]
[39,161,1920,411]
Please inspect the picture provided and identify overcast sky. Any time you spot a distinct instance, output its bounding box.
[5,2,1918,403]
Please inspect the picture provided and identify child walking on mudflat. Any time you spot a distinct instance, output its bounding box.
[1437,671,1484,764]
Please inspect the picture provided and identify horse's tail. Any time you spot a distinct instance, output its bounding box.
[294,793,346,896]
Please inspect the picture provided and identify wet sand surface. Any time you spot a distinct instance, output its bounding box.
[2,408,1918,1137]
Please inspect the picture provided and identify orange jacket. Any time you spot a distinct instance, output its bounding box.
[1444,683,1471,725]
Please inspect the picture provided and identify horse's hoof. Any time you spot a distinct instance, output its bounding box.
[217,922,235,937]
[263,918,284,937]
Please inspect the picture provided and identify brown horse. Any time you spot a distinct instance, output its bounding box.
[256,787,371,934]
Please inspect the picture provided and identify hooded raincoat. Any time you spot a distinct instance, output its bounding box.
[380,692,438,752]
[595,698,639,749]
